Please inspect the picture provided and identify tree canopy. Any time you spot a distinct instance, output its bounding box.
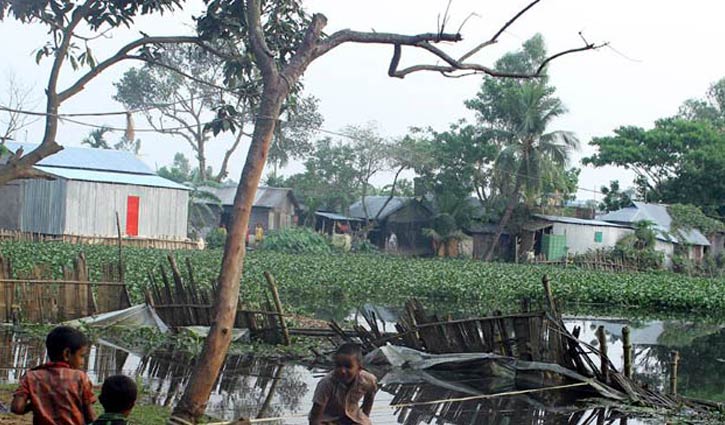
[585,118,725,215]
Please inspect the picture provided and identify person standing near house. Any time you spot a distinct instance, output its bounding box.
[255,223,265,247]
[387,232,398,252]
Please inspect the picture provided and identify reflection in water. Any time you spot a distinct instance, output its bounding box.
[2,314,722,424]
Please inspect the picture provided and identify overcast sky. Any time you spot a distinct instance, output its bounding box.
[2,0,725,201]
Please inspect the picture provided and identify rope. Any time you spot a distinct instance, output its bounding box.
[194,381,591,424]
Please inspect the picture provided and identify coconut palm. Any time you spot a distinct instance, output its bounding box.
[484,81,579,260]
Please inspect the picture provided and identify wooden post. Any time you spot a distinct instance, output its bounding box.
[670,351,680,395]
[263,271,290,346]
[596,325,609,383]
[541,275,558,318]
[622,326,632,379]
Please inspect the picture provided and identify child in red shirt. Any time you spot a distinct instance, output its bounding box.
[11,326,96,425]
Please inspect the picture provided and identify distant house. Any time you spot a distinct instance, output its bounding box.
[0,143,189,241]
[523,214,633,260]
[466,223,514,261]
[349,196,433,255]
[710,231,725,258]
[200,185,299,234]
[314,211,362,235]
[599,202,711,266]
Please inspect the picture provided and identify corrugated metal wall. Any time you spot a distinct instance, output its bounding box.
[20,179,67,234]
[0,181,22,230]
[64,181,188,239]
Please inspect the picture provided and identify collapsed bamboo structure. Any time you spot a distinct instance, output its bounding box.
[331,275,713,413]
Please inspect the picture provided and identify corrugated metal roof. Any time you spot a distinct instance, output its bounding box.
[348,196,411,220]
[36,166,190,190]
[598,202,710,246]
[533,214,630,228]
[200,186,296,209]
[315,211,363,221]
[6,142,154,174]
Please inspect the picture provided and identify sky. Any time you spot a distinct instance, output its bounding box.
[1,0,725,201]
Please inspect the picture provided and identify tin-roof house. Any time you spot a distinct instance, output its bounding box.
[599,201,710,266]
[349,196,433,255]
[0,143,190,243]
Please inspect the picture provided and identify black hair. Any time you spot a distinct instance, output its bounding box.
[45,326,89,362]
[335,342,363,364]
[99,375,138,413]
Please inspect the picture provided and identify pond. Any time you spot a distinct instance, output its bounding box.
[1,311,723,424]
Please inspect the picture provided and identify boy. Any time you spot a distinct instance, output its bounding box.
[309,343,377,425]
[92,375,138,425]
[11,326,95,425]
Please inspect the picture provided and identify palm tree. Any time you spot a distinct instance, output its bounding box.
[484,81,579,260]
[81,127,112,149]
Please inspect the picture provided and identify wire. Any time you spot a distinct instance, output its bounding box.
[1,103,608,197]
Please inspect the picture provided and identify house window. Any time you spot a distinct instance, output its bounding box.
[126,196,140,236]
[594,231,603,243]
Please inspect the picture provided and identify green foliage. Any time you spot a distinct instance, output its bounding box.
[668,204,725,237]
[2,241,725,316]
[205,227,227,249]
[599,180,634,212]
[261,227,331,254]
[586,118,725,215]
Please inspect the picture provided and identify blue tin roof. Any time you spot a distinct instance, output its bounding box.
[6,142,154,174]
[36,166,189,190]
[598,201,710,246]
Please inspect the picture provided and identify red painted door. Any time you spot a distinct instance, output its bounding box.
[126,196,140,236]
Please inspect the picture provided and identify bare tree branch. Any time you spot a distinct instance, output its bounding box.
[57,35,202,102]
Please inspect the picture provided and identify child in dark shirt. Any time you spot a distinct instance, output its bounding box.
[92,375,138,425]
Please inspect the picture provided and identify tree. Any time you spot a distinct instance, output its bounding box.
[465,36,579,261]
[0,0,209,184]
[599,180,634,212]
[81,127,111,149]
[157,153,195,184]
[678,77,725,128]
[171,1,600,420]
[283,137,360,217]
[344,123,390,220]
[80,127,141,153]
[585,118,725,215]
[0,73,36,146]
[267,95,323,177]
[410,122,497,207]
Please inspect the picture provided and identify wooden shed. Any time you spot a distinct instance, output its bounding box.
[200,185,299,234]
[0,143,189,241]
[349,196,434,256]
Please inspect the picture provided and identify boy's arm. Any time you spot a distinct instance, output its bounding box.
[308,402,326,425]
[11,377,31,415]
[361,390,375,416]
[309,378,331,425]
[10,394,30,415]
[82,402,95,424]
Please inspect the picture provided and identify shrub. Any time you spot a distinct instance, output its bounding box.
[261,227,331,254]
[206,227,227,250]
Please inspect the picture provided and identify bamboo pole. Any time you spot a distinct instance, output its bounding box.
[596,325,609,383]
[670,351,680,395]
[263,271,290,346]
[541,275,558,318]
[622,326,632,378]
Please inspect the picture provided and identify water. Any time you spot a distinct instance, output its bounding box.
[2,311,723,424]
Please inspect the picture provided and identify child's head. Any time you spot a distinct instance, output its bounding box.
[333,343,363,384]
[99,375,138,417]
[45,326,89,368]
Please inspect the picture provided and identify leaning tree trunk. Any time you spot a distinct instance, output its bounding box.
[484,174,524,261]
[171,80,286,421]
